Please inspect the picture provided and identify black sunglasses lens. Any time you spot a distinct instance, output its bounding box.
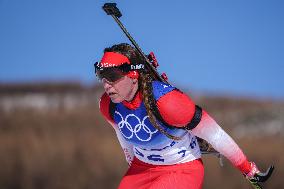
[95,67,124,82]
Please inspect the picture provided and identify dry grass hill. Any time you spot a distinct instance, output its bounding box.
[0,82,283,189]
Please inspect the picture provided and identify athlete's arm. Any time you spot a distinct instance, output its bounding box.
[99,93,134,166]
[156,90,196,127]
[191,111,252,174]
[99,93,115,125]
[157,90,252,174]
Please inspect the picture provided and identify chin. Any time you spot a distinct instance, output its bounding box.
[110,97,124,103]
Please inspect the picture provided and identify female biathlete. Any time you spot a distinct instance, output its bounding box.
[96,43,269,189]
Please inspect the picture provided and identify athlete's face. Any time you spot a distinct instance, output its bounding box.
[102,76,138,103]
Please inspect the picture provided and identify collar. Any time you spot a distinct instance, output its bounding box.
[122,91,142,110]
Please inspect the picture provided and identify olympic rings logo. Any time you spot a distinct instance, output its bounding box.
[115,111,158,142]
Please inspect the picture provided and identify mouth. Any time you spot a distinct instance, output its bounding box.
[107,92,117,96]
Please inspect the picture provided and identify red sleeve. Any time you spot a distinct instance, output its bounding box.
[156,90,196,127]
[99,92,115,124]
[237,160,252,174]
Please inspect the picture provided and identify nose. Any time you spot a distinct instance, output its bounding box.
[102,78,112,90]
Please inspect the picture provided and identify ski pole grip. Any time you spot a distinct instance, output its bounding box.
[247,165,274,189]
[103,3,122,18]
[255,165,274,183]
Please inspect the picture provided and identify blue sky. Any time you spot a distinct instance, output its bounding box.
[0,0,283,99]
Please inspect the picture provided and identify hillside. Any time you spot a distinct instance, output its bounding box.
[0,82,283,189]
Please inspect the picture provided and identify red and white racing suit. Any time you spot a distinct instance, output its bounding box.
[99,81,252,189]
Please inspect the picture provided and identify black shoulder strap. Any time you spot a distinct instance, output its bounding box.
[184,105,202,130]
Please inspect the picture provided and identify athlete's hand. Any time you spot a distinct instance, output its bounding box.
[244,162,274,189]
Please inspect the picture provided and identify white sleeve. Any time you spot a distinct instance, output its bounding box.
[108,121,134,166]
[191,111,247,167]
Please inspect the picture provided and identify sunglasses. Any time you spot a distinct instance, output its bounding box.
[94,62,145,82]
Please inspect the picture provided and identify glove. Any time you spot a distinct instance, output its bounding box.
[244,162,274,189]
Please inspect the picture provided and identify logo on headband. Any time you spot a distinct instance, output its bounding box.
[131,64,144,70]
[99,62,118,68]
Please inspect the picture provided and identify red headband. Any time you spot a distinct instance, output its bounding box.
[99,52,130,67]
[99,52,139,79]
